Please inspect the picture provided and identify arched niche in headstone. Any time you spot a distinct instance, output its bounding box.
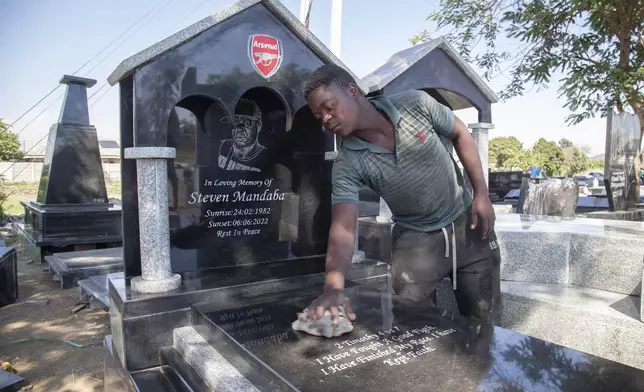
[165,86,332,272]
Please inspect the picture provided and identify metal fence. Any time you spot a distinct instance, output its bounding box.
[0,162,121,183]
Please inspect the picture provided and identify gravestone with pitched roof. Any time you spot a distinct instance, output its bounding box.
[357,37,499,266]
[361,37,498,123]
[103,0,385,379]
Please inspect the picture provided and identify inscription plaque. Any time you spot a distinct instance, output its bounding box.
[167,88,332,272]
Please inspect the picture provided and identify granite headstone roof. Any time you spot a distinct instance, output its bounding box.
[361,36,499,103]
[107,0,367,94]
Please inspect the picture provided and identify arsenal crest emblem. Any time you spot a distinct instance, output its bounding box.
[248,34,283,78]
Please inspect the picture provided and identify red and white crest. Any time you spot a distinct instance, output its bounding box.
[248,34,283,78]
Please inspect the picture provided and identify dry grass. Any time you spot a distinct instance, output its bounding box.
[1,181,122,216]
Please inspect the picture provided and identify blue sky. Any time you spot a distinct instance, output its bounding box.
[0,0,606,156]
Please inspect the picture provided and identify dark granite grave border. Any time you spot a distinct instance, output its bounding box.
[107,262,387,371]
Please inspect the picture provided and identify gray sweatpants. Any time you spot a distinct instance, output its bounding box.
[390,209,502,324]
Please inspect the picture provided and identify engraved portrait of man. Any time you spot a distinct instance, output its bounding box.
[218,98,269,172]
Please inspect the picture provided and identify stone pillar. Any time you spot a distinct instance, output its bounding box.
[124,147,181,293]
[468,122,494,186]
[58,75,95,125]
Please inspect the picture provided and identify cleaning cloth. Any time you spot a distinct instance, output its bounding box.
[291,307,354,338]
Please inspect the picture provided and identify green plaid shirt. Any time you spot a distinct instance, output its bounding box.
[331,90,472,232]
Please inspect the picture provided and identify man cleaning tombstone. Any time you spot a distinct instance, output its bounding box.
[293,64,501,337]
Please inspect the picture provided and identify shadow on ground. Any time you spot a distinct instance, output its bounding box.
[0,228,110,392]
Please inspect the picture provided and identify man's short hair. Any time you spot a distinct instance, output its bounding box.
[303,64,357,99]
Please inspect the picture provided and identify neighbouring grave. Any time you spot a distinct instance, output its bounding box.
[604,109,641,211]
[488,170,523,202]
[0,247,18,307]
[14,75,122,265]
[517,177,579,217]
[0,368,27,392]
[44,247,123,289]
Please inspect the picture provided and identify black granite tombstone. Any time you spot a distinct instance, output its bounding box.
[194,286,644,392]
[111,0,366,279]
[165,81,334,273]
[104,0,388,376]
[604,109,641,211]
[16,75,122,263]
[100,3,644,390]
[488,170,523,201]
[0,247,18,307]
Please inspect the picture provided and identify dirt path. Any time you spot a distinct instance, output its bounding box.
[0,229,109,392]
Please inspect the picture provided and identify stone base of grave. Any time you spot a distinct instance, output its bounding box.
[105,257,388,375]
[581,208,644,222]
[44,247,123,289]
[79,272,124,309]
[433,277,644,371]
[105,281,644,392]
[499,281,644,370]
[357,212,644,371]
[15,201,122,264]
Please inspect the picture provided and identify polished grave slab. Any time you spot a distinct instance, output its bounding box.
[107,256,387,372]
[78,272,124,309]
[45,247,123,289]
[0,369,26,392]
[193,286,644,392]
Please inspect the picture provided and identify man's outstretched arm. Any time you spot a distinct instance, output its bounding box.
[418,91,494,239]
[447,116,495,239]
[323,203,358,291]
[447,116,488,198]
[305,202,358,325]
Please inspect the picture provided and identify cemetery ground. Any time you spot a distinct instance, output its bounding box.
[0,181,122,392]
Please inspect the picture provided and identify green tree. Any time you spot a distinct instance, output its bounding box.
[489,136,526,169]
[590,159,605,170]
[412,0,643,199]
[531,138,565,175]
[567,148,591,176]
[411,0,644,130]
[0,119,24,161]
[558,138,574,149]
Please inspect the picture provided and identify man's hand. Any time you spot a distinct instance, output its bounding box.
[304,288,356,326]
[471,195,495,239]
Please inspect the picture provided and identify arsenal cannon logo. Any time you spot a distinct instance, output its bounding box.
[248,34,283,78]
